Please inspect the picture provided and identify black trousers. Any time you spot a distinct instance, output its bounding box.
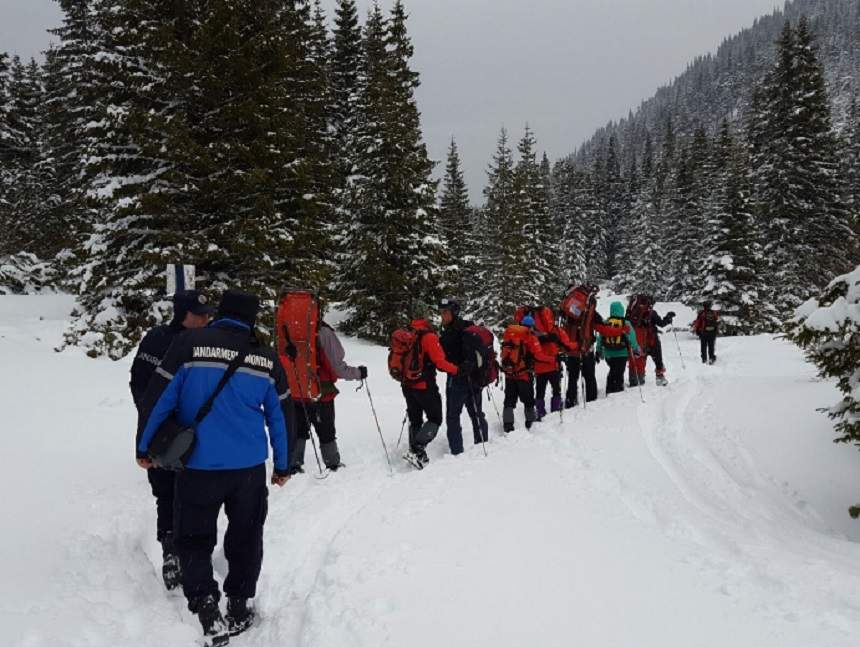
[446,377,488,452]
[504,377,535,409]
[147,467,176,544]
[174,464,268,607]
[606,357,627,394]
[293,399,336,443]
[700,333,717,361]
[403,383,443,451]
[535,371,562,400]
[566,353,597,403]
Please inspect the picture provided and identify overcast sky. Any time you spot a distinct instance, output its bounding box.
[2,0,781,201]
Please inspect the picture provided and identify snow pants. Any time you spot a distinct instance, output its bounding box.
[147,467,176,544]
[503,376,536,431]
[700,332,717,362]
[403,383,443,452]
[629,335,665,377]
[606,357,628,395]
[566,352,597,405]
[291,399,341,469]
[445,377,488,454]
[174,464,268,608]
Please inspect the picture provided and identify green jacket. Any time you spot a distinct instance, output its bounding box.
[596,301,640,359]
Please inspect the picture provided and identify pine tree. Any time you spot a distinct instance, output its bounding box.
[439,137,473,297]
[339,1,447,340]
[700,121,762,333]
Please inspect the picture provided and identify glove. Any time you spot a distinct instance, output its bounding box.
[285,342,298,361]
[633,348,643,358]
[557,352,567,363]
[358,366,368,380]
[595,352,603,364]
[665,311,676,320]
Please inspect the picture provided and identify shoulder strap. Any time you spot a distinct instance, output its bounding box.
[193,341,250,427]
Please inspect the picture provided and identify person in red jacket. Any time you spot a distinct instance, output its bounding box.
[500,315,556,432]
[532,306,577,420]
[401,318,460,467]
[692,301,719,364]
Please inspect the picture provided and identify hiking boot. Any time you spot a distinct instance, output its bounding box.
[564,396,577,409]
[709,356,716,365]
[628,375,638,388]
[535,399,546,421]
[160,533,181,591]
[637,373,646,386]
[193,595,229,647]
[288,465,304,475]
[226,597,255,637]
[415,448,429,466]
[655,375,668,387]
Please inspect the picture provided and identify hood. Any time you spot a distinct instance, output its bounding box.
[609,301,625,318]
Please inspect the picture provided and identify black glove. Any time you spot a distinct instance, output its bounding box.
[358,366,368,380]
[665,311,676,321]
[595,352,603,364]
[285,342,298,361]
[557,352,567,363]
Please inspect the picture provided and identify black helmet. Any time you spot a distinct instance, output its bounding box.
[438,298,461,316]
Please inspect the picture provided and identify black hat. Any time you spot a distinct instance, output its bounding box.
[173,290,215,319]
[218,289,260,326]
[438,297,461,316]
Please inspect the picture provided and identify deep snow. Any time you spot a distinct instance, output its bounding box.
[2,294,860,647]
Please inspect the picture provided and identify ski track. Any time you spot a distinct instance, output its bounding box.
[4,296,860,646]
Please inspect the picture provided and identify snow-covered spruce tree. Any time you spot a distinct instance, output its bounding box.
[842,97,860,236]
[0,57,43,260]
[339,1,447,341]
[548,158,586,289]
[439,137,474,298]
[513,126,555,305]
[330,0,363,194]
[474,127,518,330]
[700,120,763,334]
[749,18,857,321]
[787,264,860,451]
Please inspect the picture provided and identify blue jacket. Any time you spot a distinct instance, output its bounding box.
[137,319,291,473]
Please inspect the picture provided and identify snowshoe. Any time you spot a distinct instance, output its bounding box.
[162,552,181,591]
[194,595,229,647]
[403,451,425,470]
[655,375,668,387]
[226,598,255,637]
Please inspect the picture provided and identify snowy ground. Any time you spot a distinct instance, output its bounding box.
[2,294,860,647]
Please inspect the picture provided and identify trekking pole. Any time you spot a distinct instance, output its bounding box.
[357,379,393,475]
[396,411,408,449]
[626,344,646,404]
[487,386,503,427]
[671,327,687,370]
[286,361,328,479]
[559,360,565,425]
[469,387,489,456]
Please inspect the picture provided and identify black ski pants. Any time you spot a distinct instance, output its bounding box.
[293,399,336,444]
[403,383,443,451]
[174,464,268,607]
[503,376,536,431]
[700,333,717,362]
[535,371,562,400]
[445,377,488,454]
[606,357,628,395]
[147,467,176,544]
[566,353,597,404]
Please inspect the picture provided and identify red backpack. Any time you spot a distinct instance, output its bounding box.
[500,325,532,378]
[388,328,427,384]
[463,324,499,387]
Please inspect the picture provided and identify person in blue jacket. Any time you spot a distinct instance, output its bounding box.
[130,289,214,591]
[137,289,291,646]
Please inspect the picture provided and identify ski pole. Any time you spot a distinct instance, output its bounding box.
[671,328,687,370]
[468,386,489,456]
[626,344,646,404]
[396,411,408,449]
[357,379,393,474]
[487,385,503,427]
[558,359,565,425]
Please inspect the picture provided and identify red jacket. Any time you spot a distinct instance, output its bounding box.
[501,324,555,381]
[533,307,577,374]
[406,319,459,390]
[693,310,719,334]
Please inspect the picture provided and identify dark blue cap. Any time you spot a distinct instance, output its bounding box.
[173,290,215,318]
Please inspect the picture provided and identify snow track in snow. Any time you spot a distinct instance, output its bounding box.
[3,295,860,647]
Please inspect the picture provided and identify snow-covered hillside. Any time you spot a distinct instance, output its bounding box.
[2,294,860,647]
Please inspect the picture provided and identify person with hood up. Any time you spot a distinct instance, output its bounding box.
[596,301,641,395]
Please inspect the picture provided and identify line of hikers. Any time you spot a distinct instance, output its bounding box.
[129,284,719,645]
